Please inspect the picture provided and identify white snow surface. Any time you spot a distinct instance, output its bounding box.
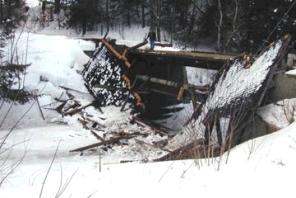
[1,121,296,197]
[26,0,39,7]
[4,32,93,93]
[257,98,296,131]
[0,32,94,129]
[286,68,296,76]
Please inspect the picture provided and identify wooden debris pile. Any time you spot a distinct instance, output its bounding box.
[69,115,171,157]
[41,86,170,159]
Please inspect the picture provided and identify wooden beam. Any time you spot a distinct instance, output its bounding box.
[129,49,239,70]
[132,49,238,61]
[101,39,131,68]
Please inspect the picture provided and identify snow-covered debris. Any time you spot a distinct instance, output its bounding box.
[208,41,282,110]
[166,36,291,152]
[257,98,296,131]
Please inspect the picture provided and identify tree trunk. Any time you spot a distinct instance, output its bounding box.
[217,0,223,51]
[127,10,131,27]
[225,0,239,49]
[54,0,60,14]
[0,1,3,25]
[105,0,110,32]
[156,0,161,41]
[141,1,145,28]
[232,0,239,33]
[188,1,197,36]
[149,0,155,29]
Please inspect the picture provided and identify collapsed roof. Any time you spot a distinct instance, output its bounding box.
[160,35,291,160]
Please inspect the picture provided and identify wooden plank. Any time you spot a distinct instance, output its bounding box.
[132,49,238,62]
[70,134,138,152]
[101,39,131,68]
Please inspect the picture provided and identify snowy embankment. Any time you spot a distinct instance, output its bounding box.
[1,121,296,197]
[0,32,94,129]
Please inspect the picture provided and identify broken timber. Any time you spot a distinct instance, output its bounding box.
[82,37,239,126]
[158,35,292,161]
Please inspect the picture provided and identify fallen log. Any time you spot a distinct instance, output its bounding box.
[91,130,105,142]
[59,85,89,94]
[64,102,94,116]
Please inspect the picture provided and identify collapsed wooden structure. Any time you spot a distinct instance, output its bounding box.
[79,35,291,160]
[83,38,237,121]
[158,35,292,161]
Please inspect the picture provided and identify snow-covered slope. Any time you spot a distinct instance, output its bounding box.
[1,121,296,198]
[0,33,95,129]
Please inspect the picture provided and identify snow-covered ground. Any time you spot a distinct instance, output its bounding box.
[0,32,94,129]
[1,121,296,197]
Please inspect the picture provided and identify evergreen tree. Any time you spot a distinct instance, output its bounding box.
[0,0,32,103]
[68,0,101,35]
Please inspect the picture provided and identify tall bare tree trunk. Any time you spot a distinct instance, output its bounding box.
[141,1,146,28]
[0,0,3,24]
[54,0,60,14]
[225,0,239,50]
[217,0,223,51]
[188,1,197,36]
[127,10,131,27]
[149,0,155,29]
[156,0,161,41]
[105,0,110,33]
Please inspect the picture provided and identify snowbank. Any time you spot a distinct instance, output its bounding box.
[1,122,296,198]
[0,32,95,129]
[257,98,296,131]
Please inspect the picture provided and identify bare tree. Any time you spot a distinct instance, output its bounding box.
[225,0,239,50]
[105,0,110,33]
[216,0,223,51]
[141,0,146,28]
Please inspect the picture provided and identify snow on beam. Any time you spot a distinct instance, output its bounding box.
[158,35,292,161]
